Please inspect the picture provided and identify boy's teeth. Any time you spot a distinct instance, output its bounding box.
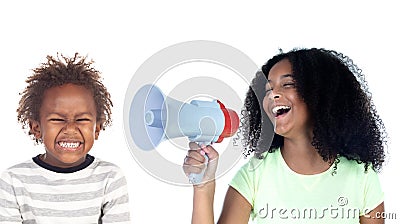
[272,106,291,114]
[59,142,80,148]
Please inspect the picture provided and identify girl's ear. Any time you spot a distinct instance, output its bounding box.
[29,120,42,139]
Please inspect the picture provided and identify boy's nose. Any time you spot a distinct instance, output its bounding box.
[63,121,78,133]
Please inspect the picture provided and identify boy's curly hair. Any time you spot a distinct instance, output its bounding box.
[241,48,386,172]
[17,53,113,143]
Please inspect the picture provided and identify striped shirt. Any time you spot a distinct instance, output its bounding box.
[0,155,131,224]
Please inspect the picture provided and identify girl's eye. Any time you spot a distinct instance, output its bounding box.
[283,83,295,87]
[265,84,273,93]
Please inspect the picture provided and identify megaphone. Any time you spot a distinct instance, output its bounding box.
[129,84,239,184]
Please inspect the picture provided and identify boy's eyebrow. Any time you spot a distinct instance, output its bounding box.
[45,112,95,117]
[267,74,293,83]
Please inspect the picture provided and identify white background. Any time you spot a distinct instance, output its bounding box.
[0,1,399,223]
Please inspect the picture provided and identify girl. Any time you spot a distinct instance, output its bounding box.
[183,48,386,223]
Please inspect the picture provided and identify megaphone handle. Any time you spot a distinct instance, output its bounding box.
[188,142,210,185]
[188,154,209,185]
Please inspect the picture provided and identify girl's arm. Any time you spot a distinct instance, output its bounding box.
[192,184,252,224]
[360,202,385,224]
[184,143,218,224]
[218,186,252,224]
[192,181,216,224]
[184,143,251,224]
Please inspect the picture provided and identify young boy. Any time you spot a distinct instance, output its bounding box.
[0,53,131,223]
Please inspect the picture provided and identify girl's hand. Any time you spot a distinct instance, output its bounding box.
[183,142,219,187]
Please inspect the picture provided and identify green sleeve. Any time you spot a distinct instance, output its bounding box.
[229,159,257,208]
[361,168,384,216]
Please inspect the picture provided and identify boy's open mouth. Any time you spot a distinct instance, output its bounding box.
[57,141,83,150]
[272,105,291,117]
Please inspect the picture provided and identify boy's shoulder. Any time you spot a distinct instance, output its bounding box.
[5,159,37,171]
[92,157,123,170]
[88,157,127,177]
[1,159,37,180]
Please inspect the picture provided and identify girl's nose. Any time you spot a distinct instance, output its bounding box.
[268,89,282,100]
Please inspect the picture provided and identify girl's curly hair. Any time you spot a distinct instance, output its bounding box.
[17,53,113,143]
[241,48,386,172]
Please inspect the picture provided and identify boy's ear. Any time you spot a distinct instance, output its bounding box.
[95,122,102,140]
[29,120,42,139]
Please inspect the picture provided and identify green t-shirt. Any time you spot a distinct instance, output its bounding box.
[230,148,384,224]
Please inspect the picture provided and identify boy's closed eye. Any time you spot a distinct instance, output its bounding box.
[48,118,92,123]
[76,118,92,123]
[49,118,65,122]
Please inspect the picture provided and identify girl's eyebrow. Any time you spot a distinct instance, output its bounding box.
[267,74,293,83]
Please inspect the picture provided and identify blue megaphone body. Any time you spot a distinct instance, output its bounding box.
[129,84,239,183]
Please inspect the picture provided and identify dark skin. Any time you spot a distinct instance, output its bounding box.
[30,83,101,168]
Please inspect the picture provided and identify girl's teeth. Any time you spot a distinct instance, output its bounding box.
[272,106,291,114]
